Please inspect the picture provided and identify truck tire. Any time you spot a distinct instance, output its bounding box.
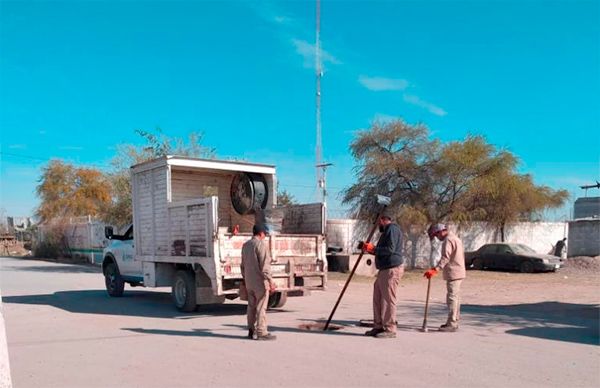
[172,270,197,312]
[268,292,287,309]
[104,262,125,297]
[472,258,483,270]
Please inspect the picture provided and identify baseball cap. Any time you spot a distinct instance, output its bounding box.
[253,224,268,235]
[380,208,394,220]
[428,223,447,236]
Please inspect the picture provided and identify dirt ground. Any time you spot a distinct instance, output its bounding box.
[334,256,600,305]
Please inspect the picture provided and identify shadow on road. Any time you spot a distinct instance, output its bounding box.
[1,290,248,319]
[122,327,249,340]
[122,323,365,339]
[461,302,599,346]
[1,264,100,274]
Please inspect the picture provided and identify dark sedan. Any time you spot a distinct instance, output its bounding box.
[465,243,563,273]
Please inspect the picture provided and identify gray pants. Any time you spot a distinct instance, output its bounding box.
[247,283,269,336]
[373,266,404,333]
[446,279,463,327]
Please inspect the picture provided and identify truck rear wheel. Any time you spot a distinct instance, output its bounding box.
[268,292,287,309]
[105,262,125,297]
[172,270,197,312]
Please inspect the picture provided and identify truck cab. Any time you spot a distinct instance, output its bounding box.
[102,224,143,296]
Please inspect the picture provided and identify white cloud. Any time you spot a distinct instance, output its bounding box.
[292,39,341,69]
[372,113,399,123]
[273,15,291,24]
[249,2,293,26]
[403,94,447,116]
[359,76,409,91]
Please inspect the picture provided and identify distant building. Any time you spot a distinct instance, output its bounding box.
[6,216,32,231]
[573,197,600,219]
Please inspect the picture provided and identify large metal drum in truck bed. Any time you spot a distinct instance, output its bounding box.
[230,172,268,215]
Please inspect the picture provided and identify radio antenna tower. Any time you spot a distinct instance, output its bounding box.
[315,0,325,203]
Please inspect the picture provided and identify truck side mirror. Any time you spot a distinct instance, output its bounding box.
[105,226,114,239]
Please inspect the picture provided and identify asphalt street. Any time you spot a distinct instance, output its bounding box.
[0,256,598,388]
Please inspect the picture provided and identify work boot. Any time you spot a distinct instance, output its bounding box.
[256,333,277,341]
[248,329,256,340]
[439,325,458,332]
[375,330,396,339]
[364,328,385,337]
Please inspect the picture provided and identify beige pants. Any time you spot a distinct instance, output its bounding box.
[373,266,404,332]
[446,279,463,327]
[247,283,269,336]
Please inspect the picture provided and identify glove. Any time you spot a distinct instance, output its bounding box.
[358,241,375,254]
[423,268,438,279]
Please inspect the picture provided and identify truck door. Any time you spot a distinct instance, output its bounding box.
[115,226,140,277]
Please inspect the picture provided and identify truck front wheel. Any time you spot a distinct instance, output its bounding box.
[172,270,197,312]
[268,291,287,309]
[105,262,125,297]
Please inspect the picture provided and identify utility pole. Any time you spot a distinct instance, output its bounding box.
[580,181,600,197]
[315,0,324,202]
[316,162,333,204]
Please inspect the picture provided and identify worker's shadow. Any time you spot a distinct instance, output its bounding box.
[122,327,249,340]
[224,322,366,337]
[121,323,365,340]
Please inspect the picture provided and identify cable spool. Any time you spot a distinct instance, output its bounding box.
[230,173,269,215]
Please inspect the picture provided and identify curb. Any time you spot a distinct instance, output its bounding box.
[0,286,12,388]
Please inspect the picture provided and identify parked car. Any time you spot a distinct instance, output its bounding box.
[465,243,563,273]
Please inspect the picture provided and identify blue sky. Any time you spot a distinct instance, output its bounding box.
[1,0,599,220]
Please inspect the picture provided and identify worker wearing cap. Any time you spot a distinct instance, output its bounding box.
[241,224,276,341]
[424,224,466,332]
[361,212,404,339]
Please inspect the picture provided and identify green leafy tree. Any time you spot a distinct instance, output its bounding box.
[343,119,568,265]
[468,172,568,241]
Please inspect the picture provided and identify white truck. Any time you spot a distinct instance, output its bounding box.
[102,156,327,311]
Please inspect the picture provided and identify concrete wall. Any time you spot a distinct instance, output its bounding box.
[568,219,600,257]
[409,222,568,268]
[327,219,569,270]
[39,217,111,264]
[326,219,359,254]
[574,197,600,219]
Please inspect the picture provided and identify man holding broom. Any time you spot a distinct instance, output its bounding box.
[424,223,466,332]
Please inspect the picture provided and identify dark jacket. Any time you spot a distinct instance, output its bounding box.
[375,223,404,270]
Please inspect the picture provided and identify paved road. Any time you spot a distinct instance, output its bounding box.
[0,256,598,388]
